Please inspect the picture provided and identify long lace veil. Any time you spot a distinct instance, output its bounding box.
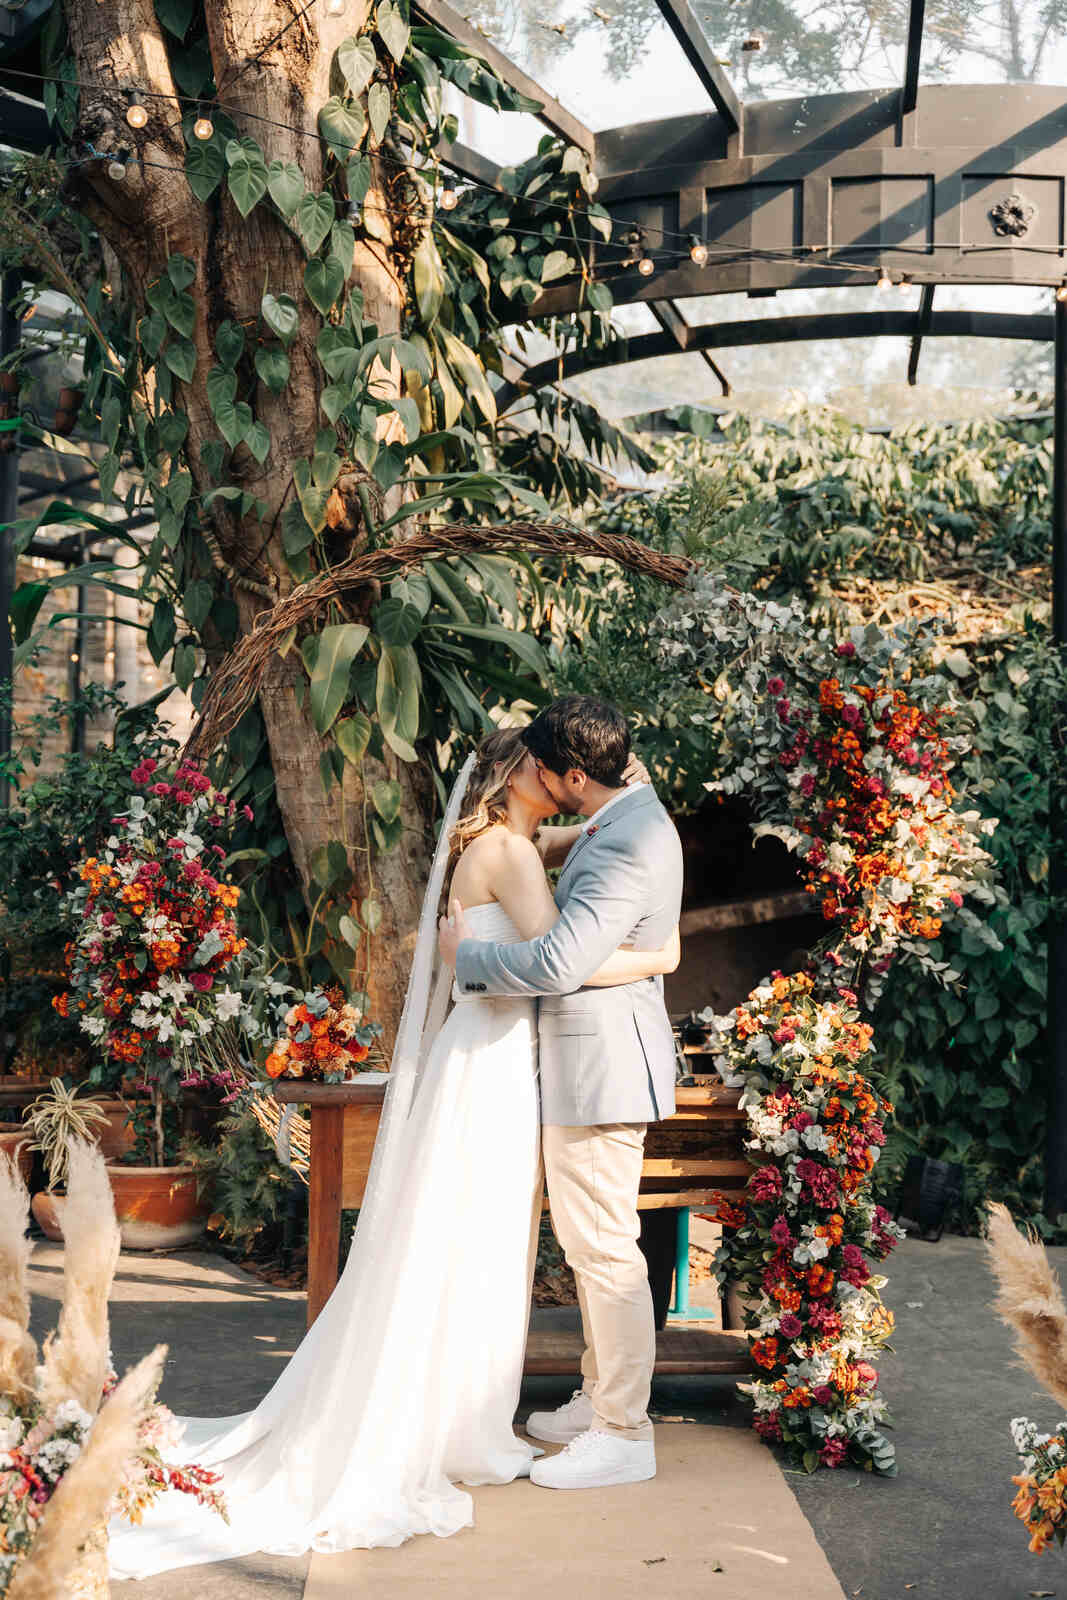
[348,751,476,1249]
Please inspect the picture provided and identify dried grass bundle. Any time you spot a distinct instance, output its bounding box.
[37,1141,121,1416]
[185,520,699,759]
[0,1150,38,1400]
[5,1345,167,1600]
[986,1201,1067,1410]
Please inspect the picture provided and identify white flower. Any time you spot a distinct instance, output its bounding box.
[0,1418,23,1452]
[53,1399,93,1432]
[214,988,243,1022]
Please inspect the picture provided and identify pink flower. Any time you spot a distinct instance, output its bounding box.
[142,758,158,774]
[778,1312,802,1339]
[191,774,212,793]
[175,790,194,806]
[949,891,963,908]
[190,972,213,993]
[770,1215,794,1247]
[836,641,856,658]
[841,1243,864,1269]
[776,697,791,720]
[799,773,816,797]
[841,703,862,727]
[754,1412,783,1442]
[773,1026,796,1044]
[767,676,785,696]
[812,1384,833,1407]
[100,911,115,928]
[241,804,254,822]
[792,1111,814,1132]
[819,1437,848,1467]
[750,1165,783,1204]
[150,782,172,797]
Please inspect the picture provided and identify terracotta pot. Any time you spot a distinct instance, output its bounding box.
[106,1162,208,1250]
[30,1188,65,1242]
[92,1099,136,1162]
[0,1130,33,1185]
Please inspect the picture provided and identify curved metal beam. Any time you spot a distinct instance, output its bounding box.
[497,309,1054,410]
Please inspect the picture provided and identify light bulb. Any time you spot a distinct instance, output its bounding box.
[439,184,458,211]
[1056,282,1067,302]
[107,160,127,181]
[126,101,149,130]
[326,0,345,13]
[637,255,655,277]
[689,237,708,266]
[193,117,214,141]
[70,653,79,664]
[876,268,892,291]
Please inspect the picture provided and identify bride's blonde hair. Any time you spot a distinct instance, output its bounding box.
[449,728,527,863]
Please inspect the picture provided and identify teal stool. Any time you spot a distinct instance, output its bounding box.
[667,1206,719,1321]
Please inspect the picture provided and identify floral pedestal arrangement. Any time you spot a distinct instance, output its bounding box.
[707,971,904,1474]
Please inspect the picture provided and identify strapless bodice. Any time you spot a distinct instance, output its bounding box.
[451,902,524,1002]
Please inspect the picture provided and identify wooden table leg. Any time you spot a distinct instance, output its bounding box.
[307,1104,345,1328]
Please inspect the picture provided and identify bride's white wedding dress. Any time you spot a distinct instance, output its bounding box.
[108,901,542,1578]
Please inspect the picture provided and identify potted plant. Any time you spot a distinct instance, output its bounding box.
[53,757,256,1249]
[23,1078,112,1240]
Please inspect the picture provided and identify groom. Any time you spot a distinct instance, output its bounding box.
[439,695,683,1490]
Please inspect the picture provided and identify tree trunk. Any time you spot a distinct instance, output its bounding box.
[65,0,435,1049]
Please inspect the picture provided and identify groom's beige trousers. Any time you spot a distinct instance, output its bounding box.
[542,1122,655,1442]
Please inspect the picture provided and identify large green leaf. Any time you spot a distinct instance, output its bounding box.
[307,622,370,735]
[438,328,495,423]
[367,82,391,143]
[255,347,291,394]
[267,160,305,218]
[337,34,377,96]
[293,458,330,534]
[261,293,300,345]
[413,231,444,326]
[295,190,336,254]
[304,256,345,314]
[377,0,410,63]
[429,619,546,676]
[376,596,422,646]
[163,338,196,383]
[318,98,365,166]
[335,712,372,764]
[371,779,403,824]
[226,140,269,217]
[185,142,224,201]
[206,364,237,415]
[376,643,421,761]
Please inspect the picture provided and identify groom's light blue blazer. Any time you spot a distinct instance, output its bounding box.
[454,785,683,1126]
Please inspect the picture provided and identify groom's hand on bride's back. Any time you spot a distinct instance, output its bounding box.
[623,752,651,788]
[438,896,471,969]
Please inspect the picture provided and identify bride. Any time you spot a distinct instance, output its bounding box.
[108,727,679,1578]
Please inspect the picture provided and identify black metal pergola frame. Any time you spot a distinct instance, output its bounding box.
[0,0,1066,1213]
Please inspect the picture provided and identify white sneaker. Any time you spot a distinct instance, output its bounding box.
[530,1429,656,1490]
[525,1388,594,1444]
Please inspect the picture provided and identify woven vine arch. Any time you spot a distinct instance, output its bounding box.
[185,521,703,760]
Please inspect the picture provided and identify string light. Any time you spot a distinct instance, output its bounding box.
[326,0,345,12]
[1056,281,1067,302]
[689,235,708,266]
[106,159,128,181]
[439,183,458,211]
[125,98,149,130]
[876,266,893,291]
[193,116,214,141]
[637,254,655,277]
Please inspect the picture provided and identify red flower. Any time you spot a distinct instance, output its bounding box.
[836,641,856,658]
[767,676,785,695]
[190,972,213,993]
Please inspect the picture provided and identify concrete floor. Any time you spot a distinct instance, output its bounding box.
[25,1230,1057,1600]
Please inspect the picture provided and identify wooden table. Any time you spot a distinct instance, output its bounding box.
[274,1078,752,1375]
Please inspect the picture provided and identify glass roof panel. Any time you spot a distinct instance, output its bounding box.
[689,0,906,100]
[920,1,1067,85]
[461,0,712,130]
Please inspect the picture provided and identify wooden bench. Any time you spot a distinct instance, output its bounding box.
[272,1078,752,1376]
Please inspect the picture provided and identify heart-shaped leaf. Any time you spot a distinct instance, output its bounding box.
[308,621,370,735]
[206,365,238,415]
[377,0,410,63]
[318,98,365,166]
[183,578,214,631]
[335,712,372,764]
[329,220,356,274]
[185,142,224,201]
[163,338,196,383]
[311,450,342,491]
[167,253,196,292]
[367,81,390,144]
[227,150,268,217]
[540,248,574,282]
[293,458,330,533]
[163,291,195,338]
[281,501,315,557]
[254,347,291,394]
[337,35,377,96]
[216,320,245,368]
[138,311,167,359]
[261,292,300,345]
[304,255,345,314]
[316,326,360,384]
[346,155,371,207]
[295,190,336,255]
[320,384,350,423]
[247,419,271,463]
[361,896,384,934]
[338,914,361,951]
[371,779,403,825]
[267,159,305,219]
[214,398,252,448]
[413,232,444,326]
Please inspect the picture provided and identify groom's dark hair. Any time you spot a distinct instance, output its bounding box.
[521,695,630,787]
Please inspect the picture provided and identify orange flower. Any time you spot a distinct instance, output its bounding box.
[264,1053,288,1079]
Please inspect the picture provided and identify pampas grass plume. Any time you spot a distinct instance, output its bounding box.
[986,1200,1067,1410]
[0,1149,38,1400]
[6,1344,167,1600]
[38,1139,121,1416]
